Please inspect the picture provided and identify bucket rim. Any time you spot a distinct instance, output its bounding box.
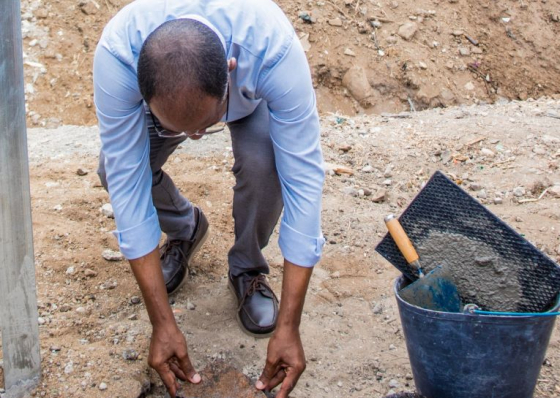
[393,276,560,320]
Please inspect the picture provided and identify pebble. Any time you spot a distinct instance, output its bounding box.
[122,349,139,361]
[76,168,88,176]
[372,189,387,203]
[493,197,503,205]
[383,179,392,186]
[477,189,487,199]
[547,185,560,198]
[98,382,108,391]
[419,61,428,69]
[80,0,99,15]
[468,183,482,191]
[66,266,76,275]
[480,148,495,157]
[464,82,475,91]
[398,22,418,41]
[328,18,343,27]
[102,249,124,261]
[513,186,526,197]
[459,47,470,56]
[372,302,384,314]
[84,268,98,277]
[342,186,359,197]
[130,296,142,305]
[389,379,399,388]
[343,48,356,57]
[38,317,46,325]
[101,203,114,218]
[128,314,138,320]
[362,165,374,173]
[187,300,196,310]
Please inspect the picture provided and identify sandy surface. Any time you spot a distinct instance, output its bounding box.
[1,98,559,397]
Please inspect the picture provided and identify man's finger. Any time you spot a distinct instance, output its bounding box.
[178,353,201,384]
[265,367,287,391]
[257,359,279,390]
[276,368,302,398]
[170,361,188,381]
[156,365,179,397]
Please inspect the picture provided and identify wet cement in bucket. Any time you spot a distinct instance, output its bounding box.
[416,232,522,311]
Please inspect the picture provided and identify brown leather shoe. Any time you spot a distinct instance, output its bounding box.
[160,207,209,295]
[228,272,278,338]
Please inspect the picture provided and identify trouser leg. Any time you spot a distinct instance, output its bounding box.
[97,105,197,242]
[227,101,283,276]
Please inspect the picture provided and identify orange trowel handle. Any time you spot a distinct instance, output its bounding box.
[384,214,420,264]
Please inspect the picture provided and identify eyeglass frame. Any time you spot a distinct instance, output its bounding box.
[150,81,229,139]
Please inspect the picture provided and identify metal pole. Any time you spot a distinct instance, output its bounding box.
[0,0,42,396]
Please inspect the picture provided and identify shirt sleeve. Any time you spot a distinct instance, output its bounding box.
[93,45,161,260]
[257,38,326,267]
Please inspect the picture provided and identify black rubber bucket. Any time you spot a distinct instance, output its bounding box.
[394,276,559,398]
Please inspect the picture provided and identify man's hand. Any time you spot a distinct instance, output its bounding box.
[149,324,201,397]
[256,260,313,397]
[129,248,201,397]
[257,326,305,398]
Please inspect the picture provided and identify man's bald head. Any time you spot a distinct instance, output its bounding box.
[137,19,228,118]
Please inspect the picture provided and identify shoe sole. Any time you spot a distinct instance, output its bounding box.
[168,224,210,296]
[227,279,275,339]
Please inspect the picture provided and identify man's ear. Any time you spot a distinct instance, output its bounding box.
[227,57,237,72]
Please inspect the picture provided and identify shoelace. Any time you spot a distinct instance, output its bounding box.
[238,275,279,311]
[160,240,190,273]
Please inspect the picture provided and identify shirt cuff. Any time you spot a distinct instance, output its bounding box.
[279,222,325,267]
[112,211,161,260]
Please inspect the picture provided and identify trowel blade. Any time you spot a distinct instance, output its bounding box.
[399,266,462,312]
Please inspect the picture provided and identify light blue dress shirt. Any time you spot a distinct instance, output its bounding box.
[93,0,325,266]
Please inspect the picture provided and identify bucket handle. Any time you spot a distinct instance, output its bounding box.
[464,303,560,317]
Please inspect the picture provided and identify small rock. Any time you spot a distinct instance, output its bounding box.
[480,148,495,157]
[389,379,399,388]
[53,204,63,211]
[331,271,341,278]
[79,0,99,15]
[390,1,399,9]
[446,61,454,70]
[130,296,142,305]
[64,362,74,374]
[459,47,470,56]
[468,183,483,191]
[372,302,384,314]
[464,82,475,91]
[98,382,108,391]
[342,187,359,197]
[102,249,124,261]
[493,197,503,205]
[547,185,560,198]
[76,168,88,176]
[383,179,392,186]
[343,48,356,57]
[389,344,396,350]
[34,9,48,18]
[342,65,373,102]
[513,186,526,197]
[66,266,76,275]
[122,349,139,361]
[362,165,374,173]
[328,18,343,27]
[372,189,387,203]
[371,20,382,28]
[533,145,547,155]
[84,268,98,277]
[59,304,71,312]
[362,188,372,196]
[101,203,114,218]
[398,22,418,41]
[50,345,62,352]
[419,61,428,69]
[477,189,487,199]
[76,307,88,314]
[38,317,46,325]
[187,301,196,310]
[127,314,138,320]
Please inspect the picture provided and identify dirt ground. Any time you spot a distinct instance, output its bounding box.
[1,98,560,398]
[1,0,560,397]
[19,0,560,126]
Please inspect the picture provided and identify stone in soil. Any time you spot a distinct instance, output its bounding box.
[176,360,266,398]
[398,22,418,41]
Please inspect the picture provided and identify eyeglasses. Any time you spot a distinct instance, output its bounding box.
[150,83,229,138]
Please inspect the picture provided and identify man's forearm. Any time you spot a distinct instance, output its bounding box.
[277,260,313,331]
[129,247,176,328]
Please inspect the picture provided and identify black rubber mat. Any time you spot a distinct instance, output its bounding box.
[376,171,560,312]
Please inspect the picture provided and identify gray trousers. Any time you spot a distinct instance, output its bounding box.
[97,101,283,276]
